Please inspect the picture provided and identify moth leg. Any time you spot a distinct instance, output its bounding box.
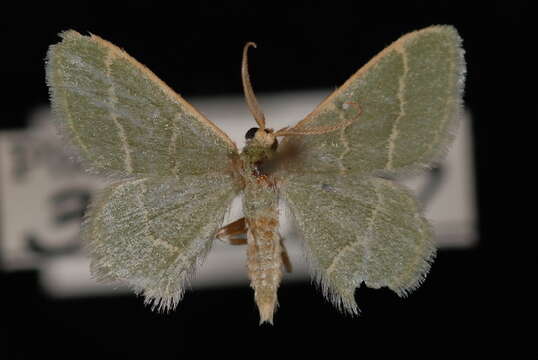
[217,217,247,245]
[280,237,293,273]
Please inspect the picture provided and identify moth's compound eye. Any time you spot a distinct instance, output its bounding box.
[245,127,259,140]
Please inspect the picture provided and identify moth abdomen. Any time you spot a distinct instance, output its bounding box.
[245,214,282,325]
[241,158,283,324]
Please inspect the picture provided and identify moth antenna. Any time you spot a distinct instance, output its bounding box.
[274,102,362,137]
[273,121,351,136]
[242,42,266,130]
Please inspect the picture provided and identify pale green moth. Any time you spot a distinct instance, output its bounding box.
[45,25,465,324]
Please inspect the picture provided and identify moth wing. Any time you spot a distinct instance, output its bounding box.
[84,174,238,311]
[46,30,237,178]
[279,25,465,176]
[282,173,435,314]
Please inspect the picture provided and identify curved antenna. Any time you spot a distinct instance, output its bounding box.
[242,42,266,129]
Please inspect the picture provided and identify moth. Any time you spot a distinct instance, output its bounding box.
[46,25,465,324]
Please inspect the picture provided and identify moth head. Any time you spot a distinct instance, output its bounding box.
[245,127,278,151]
[241,41,352,153]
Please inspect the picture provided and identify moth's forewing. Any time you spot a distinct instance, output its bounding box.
[279,26,465,177]
[282,174,434,314]
[84,175,238,312]
[46,30,238,178]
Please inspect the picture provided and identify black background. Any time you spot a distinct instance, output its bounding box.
[1,1,530,357]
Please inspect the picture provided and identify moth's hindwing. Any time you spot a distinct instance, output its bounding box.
[282,174,435,314]
[46,30,238,177]
[84,174,238,311]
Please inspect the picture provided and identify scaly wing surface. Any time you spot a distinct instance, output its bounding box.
[280,26,464,176]
[46,30,238,177]
[84,174,238,311]
[282,173,434,314]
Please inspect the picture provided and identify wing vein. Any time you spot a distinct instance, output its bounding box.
[169,115,179,176]
[325,180,380,279]
[104,48,134,173]
[338,113,351,174]
[134,179,178,252]
[386,49,409,170]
